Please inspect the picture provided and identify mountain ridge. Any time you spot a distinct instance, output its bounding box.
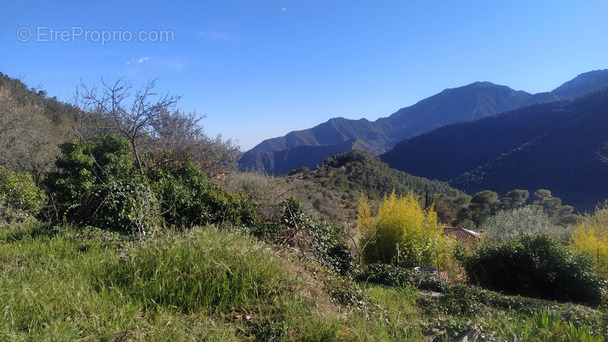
[242,82,538,174]
[380,88,608,212]
[240,69,608,175]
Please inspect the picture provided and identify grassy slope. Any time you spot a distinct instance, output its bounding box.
[0,224,348,341]
[0,223,606,341]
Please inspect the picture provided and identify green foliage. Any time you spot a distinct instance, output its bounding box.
[46,134,135,211]
[150,160,259,229]
[286,150,464,222]
[494,311,603,342]
[534,189,573,217]
[84,180,161,235]
[430,193,472,225]
[500,189,529,210]
[46,134,259,233]
[456,190,500,228]
[533,189,578,227]
[0,166,46,223]
[45,135,163,234]
[357,264,605,341]
[256,198,355,277]
[463,234,606,305]
[315,151,461,199]
[45,135,146,231]
[455,189,577,230]
[356,264,447,292]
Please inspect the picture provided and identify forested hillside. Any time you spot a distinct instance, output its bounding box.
[382,88,608,212]
[0,73,82,178]
[288,150,462,200]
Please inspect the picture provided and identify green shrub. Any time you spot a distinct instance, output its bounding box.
[150,160,259,229]
[45,134,136,221]
[255,198,355,277]
[482,206,549,243]
[46,135,259,233]
[356,263,447,292]
[284,198,356,277]
[83,180,161,234]
[0,166,46,223]
[439,284,488,316]
[463,234,606,305]
[44,135,161,233]
[571,201,608,276]
[494,311,603,341]
[357,191,451,269]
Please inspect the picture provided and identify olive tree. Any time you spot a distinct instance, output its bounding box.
[482,206,549,243]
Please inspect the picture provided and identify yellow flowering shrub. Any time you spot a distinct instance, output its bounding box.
[357,190,452,268]
[571,202,608,276]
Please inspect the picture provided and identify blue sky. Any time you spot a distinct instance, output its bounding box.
[2,1,607,150]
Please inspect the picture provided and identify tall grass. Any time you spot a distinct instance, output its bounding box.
[97,228,289,313]
[0,223,350,340]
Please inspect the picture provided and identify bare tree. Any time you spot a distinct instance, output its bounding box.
[77,78,241,176]
[79,79,180,175]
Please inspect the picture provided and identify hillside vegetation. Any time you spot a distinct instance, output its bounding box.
[382,88,608,212]
[289,150,462,200]
[1,74,607,340]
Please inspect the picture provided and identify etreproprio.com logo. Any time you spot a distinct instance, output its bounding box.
[17,26,174,45]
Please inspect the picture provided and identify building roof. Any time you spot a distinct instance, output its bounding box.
[442,227,482,245]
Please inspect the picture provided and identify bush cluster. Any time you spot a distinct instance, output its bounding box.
[463,234,606,305]
[356,263,447,292]
[357,191,451,268]
[0,166,46,223]
[44,135,258,234]
[149,160,259,229]
[253,198,355,277]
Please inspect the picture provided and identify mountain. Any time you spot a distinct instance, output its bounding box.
[249,117,390,154]
[241,70,608,175]
[242,82,540,174]
[552,69,608,99]
[381,89,608,212]
[240,138,370,175]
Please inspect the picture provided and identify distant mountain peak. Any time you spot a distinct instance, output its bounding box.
[552,69,608,99]
[467,81,499,87]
